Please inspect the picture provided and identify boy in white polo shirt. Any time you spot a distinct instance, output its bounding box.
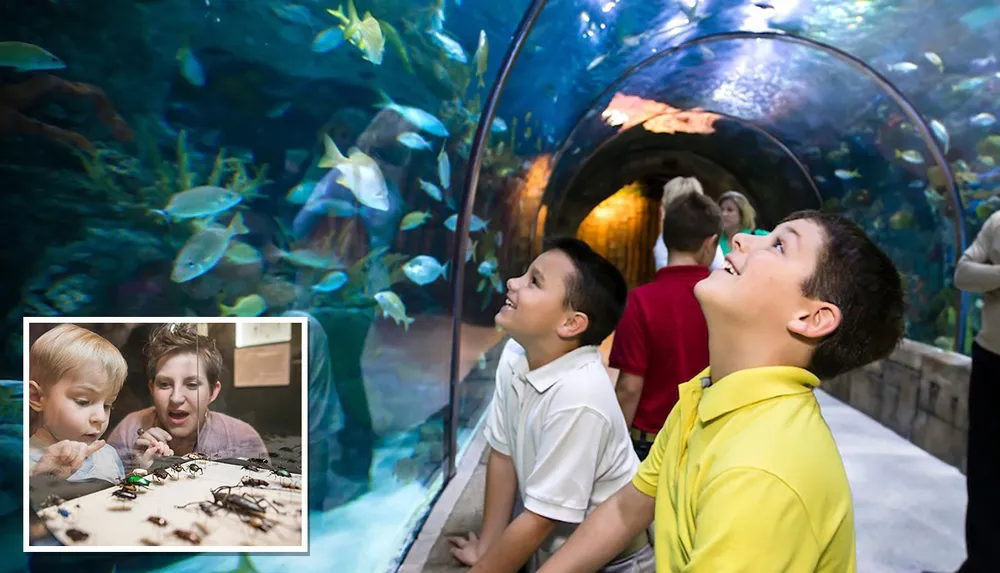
[449,237,653,573]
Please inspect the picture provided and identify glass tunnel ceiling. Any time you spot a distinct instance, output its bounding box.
[464,0,1000,352]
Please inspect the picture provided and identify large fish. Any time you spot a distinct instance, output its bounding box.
[318,134,390,211]
[375,90,449,137]
[171,213,249,283]
[152,185,242,220]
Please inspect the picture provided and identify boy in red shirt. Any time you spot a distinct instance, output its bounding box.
[610,192,722,459]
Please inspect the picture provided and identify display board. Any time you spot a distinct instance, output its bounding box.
[33,459,305,550]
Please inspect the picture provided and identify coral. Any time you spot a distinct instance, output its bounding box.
[0,74,134,151]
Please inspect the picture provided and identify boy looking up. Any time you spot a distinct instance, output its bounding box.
[538,211,905,573]
[450,238,654,573]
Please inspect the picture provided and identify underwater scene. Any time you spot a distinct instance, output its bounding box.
[2,0,999,571]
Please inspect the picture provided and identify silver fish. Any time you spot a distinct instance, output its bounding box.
[419,179,443,201]
[153,185,242,221]
[171,213,249,283]
[397,132,432,150]
[403,255,449,286]
[431,31,468,63]
[376,90,449,136]
[438,145,451,190]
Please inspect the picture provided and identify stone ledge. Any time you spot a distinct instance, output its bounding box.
[825,338,971,474]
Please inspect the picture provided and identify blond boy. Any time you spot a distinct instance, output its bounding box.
[28,324,145,483]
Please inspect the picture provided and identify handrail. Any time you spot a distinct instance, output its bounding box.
[445,0,550,479]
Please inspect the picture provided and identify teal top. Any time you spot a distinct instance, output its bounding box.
[720,228,769,255]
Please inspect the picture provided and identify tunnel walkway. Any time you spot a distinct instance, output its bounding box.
[402,388,968,573]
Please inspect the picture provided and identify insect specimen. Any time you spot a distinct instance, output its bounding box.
[65,529,89,542]
[147,516,167,527]
[177,485,282,529]
[58,508,70,517]
[248,457,269,466]
[239,477,269,488]
[140,537,160,546]
[172,529,202,544]
[131,468,148,476]
[151,468,171,482]
[122,475,151,487]
[169,463,185,473]
[269,467,292,479]
[112,489,137,500]
[280,482,301,491]
[186,463,203,476]
[40,494,64,508]
[247,517,273,532]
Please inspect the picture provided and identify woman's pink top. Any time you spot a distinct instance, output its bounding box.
[107,406,268,469]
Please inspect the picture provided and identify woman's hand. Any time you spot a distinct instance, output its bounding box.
[134,427,173,469]
[449,532,485,567]
[33,439,105,478]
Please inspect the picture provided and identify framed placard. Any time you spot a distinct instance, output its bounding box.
[235,322,293,348]
[233,343,291,387]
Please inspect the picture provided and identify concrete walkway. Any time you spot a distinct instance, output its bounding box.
[403,390,968,573]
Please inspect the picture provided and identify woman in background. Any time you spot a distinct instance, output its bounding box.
[107,324,267,468]
[717,190,769,255]
[653,176,725,271]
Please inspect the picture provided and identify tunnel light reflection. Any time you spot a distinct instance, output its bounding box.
[601,93,721,134]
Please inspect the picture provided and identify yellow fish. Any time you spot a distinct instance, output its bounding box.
[328,0,385,65]
[220,294,268,317]
[474,30,488,87]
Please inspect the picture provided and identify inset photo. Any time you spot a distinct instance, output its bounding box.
[23,318,308,552]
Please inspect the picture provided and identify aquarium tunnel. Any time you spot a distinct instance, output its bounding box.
[3,0,999,571]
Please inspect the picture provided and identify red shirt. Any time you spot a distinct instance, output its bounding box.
[609,266,711,433]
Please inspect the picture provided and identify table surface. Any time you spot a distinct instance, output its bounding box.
[30,458,304,550]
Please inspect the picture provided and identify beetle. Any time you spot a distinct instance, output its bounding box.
[65,528,89,542]
[169,463,185,473]
[248,457,269,466]
[147,515,167,527]
[173,529,202,544]
[151,468,171,482]
[122,475,150,488]
[112,488,137,500]
[177,485,282,520]
[239,477,269,488]
[269,467,292,479]
[186,463,204,476]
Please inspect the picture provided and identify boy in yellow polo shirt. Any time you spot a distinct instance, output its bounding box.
[538,211,905,573]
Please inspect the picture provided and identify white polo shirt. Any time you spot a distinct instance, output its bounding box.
[484,339,639,550]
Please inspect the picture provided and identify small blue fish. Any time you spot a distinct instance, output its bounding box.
[313,271,349,292]
[491,118,508,133]
[286,181,317,204]
[477,257,497,277]
[970,113,997,127]
[444,213,488,232]
[312,27,345,53]
[419,179,442,201]
[177,47,205,87]
[271,3,316,26]
[267,101,293,119]
[397,132,432,150]
[403,255,449,286]
[376,90,449,136]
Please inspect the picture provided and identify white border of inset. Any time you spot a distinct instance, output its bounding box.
[22,316,310,553]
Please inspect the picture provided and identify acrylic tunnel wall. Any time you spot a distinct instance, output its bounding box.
[2,0,999,572]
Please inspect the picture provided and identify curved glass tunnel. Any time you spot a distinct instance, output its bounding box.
[1,0,998,571]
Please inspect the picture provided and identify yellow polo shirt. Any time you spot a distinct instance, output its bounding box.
[632,367,856,572]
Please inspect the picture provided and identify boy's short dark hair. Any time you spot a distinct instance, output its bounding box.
[782,210,906,379]
[662,192,723,253]
[542,237,628,347]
